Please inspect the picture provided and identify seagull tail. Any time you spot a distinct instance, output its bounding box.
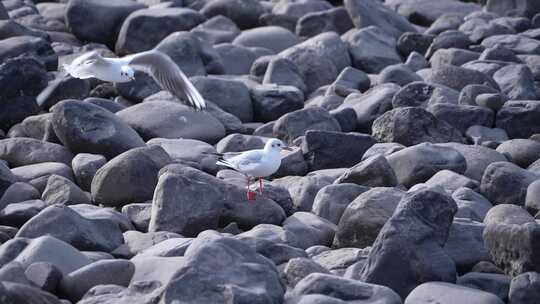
[216,160,235,169]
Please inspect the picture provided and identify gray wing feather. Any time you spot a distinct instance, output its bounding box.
[230,150,263,166]
[125,50,206,110]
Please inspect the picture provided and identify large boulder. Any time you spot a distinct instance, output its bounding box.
[386,143,467,188]
[0,58,47,131]
[17,205,124,252]
[91,146,172,207]
[509,272,540,304]
[344,0,417,38]
[42,174,90,206]
[282,212,337,249]
[311,183,369,225]
[405,282,504,304]
[160,237,285,303]
[480,161,539,206]
[52,100,145,159]
[279,32,350,93]
[200,0,265,29]
[273,107,341,144]
[10,162,74,193]
[343,26,402,74]
[0,281,62,304]
[116,100,226,144]
[496,100,540,139]
[359,187,458,298]
[233,26,299,53]
[115,8,205,55]
[0,138,73,167]
[423,64,499,92]
[65,0,145,48]
[333,187,405,249]
[334,155,398,187]
[483,204,540,276]
[372,107,465,147]
[485,0,540,18]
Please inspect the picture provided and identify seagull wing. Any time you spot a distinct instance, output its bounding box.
[219,150,264,172]
[124,50,206,110]
[63,51,108,79]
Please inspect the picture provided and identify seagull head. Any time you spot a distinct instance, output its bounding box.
[264,138,293,153]
[120,66,135,81]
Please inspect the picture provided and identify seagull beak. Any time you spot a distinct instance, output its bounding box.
[283,146,294,151]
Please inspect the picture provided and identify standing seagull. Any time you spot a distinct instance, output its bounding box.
[63,50,206,110]
[213,138,292,201]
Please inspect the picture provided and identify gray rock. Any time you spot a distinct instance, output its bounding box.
[239,235,307,265]
[311,183,369,225]
[91,146,171,207]
[294,273,401,303]
[17,205,124,252]
[301,131,376,171]
[344,0,416,38]
[272,0,332,20]
[343,26,402,74]
[392,81,457,108]
[497,101,540,139]
[509,272,540,304]
[233,26,299,53]
[13,235,91,276]
[426,30,472,58]
[493,64,539,100]
[480,161,539,206]
[0,138,73,167]
[0,182,39,210]
[0,261,33,285]
[333,187,405,249]
[59,259,134,302]
[251,84,304,123]
[389,0,480,26]
[372,107,465,147]
[485,0,540,18]
[397,32,434,57]
[296,7,353,38]
[0,36,57,71]
[192,76,253,122]
[430,48,480,68]
[119,230,181,257]
[147,138,217,173]
[387,143,467,188]
[526,180,540,214]
[11,162,74,193]
[444,218,491,272]
[0,281,62,304]
[340,83,400,132]
[42,175,90,206]
[160,237,284,304]
[284,257,329,287]
[483,204,540,276]
[312,247,369,275]
[201,0,265,29]
[52,100,145,159]
[282,212,337,249]
[115,8,204,55]
[458,272,510,302]
[360,187,458,298]
[263,57,306,93]
[378,64,423,86]
[453,187,493,222]
[424,170,479,193]
[482,34,540,55]
[273,175,334,212]
[0,199,45,228]
[37,76,91,111]
[476,93,506,112]
[70,204,134,232]
[71,153,106,192]
[361,142,405,160]
[65,0,145,48]
[191,15,240,45]
[273,107,341,144]
[326,66,370,97]
[117,99,226,144]
[122,203,152,231]
[480,44,522,63]
[459,84,500,106]
[428,103,494,135]
[423,64,499,91]
[334,155,397,187]
[405,282,504,304]
[279,32,350,93]
[24,262,62,293]
[214,43,271,75]
[496,139,540,168]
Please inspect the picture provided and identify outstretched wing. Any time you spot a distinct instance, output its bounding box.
[124,50,206,110]
[63,51,107,79]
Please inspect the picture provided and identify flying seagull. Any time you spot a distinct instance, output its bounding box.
[211,138,293,201]
[63,50,206,110]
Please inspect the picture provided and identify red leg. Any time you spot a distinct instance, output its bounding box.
[246,176,256,201]
[259,178,263,195]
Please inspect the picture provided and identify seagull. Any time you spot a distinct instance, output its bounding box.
[63,50,206,110]
[212,138,293,201]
